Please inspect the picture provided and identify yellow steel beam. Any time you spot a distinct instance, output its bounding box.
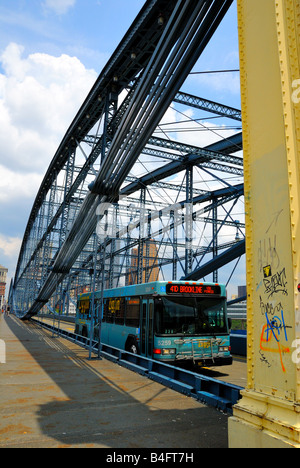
[229,0,300,448]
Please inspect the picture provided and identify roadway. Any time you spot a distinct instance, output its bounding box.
[0,314,244,449]
[38,315,247,389]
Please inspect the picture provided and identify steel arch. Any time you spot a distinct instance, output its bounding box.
[11,0,244,320]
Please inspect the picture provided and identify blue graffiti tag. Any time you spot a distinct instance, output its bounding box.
[264,310,288,343]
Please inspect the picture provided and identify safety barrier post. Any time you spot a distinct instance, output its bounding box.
[229,0,300,448]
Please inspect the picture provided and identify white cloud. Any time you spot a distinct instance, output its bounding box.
[0,235,22,259]
[0,43,97,173]
[192,72,241,96]
[0,164,42,203]
[43,0,76,15]
[0,234,23,282]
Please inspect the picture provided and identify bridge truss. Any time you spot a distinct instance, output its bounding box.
[11,0,245,319]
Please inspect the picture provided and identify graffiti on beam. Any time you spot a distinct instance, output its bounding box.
[259,263,290,372]
[256,209,293,373]
[263,268,288,299]
[258,235,280,275]
[259,309,291,373]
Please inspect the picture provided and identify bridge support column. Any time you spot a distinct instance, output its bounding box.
[229,0,300,448]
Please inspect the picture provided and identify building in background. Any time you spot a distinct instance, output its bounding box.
[0,265,8,310]
[127,240,159,285]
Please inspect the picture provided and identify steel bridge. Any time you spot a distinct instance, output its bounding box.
[11,0,245,320]
[8,0,300,449]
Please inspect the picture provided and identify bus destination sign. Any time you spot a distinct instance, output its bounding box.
[166,283,221,296]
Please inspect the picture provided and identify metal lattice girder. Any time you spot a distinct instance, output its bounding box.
[149,136,243,165]
[72,182,245,283]
[122,143,243,197]
[174,91,242,121]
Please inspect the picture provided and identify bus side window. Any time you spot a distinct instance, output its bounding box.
[79,299,90,318]
[115,298,125,325]
[107,299,115,324]
[154,298,162,333]
[125,298,140,327]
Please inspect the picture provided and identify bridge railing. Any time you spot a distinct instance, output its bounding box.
[31,317,242,414]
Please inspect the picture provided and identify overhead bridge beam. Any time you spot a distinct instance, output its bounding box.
[174,91,242,121]
[183,239,245,281]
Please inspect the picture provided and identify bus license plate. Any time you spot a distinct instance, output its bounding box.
[198,342,210,349]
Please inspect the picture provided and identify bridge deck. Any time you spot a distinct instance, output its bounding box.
[0,315,229,449]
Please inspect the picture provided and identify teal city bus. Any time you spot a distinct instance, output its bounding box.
[75,281,232,368]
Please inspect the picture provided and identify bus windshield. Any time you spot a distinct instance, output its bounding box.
[155,296,227,336]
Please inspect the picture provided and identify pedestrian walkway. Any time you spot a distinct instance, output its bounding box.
[0,315,229,448]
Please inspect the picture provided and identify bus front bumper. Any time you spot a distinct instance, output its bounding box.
[155,355,233,367]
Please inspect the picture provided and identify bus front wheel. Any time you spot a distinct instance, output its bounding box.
[130,344,138,354]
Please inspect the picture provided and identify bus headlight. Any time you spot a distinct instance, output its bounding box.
[162,348,176,355]
[219,346,230,352]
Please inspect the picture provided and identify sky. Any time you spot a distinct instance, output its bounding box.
[0,0,242,294]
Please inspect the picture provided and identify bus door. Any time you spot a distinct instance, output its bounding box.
[140,299,154,358]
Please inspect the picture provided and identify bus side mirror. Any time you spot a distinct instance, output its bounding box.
[228,318,232,330]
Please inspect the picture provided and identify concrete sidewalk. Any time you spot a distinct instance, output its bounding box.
[0,315,229,448]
